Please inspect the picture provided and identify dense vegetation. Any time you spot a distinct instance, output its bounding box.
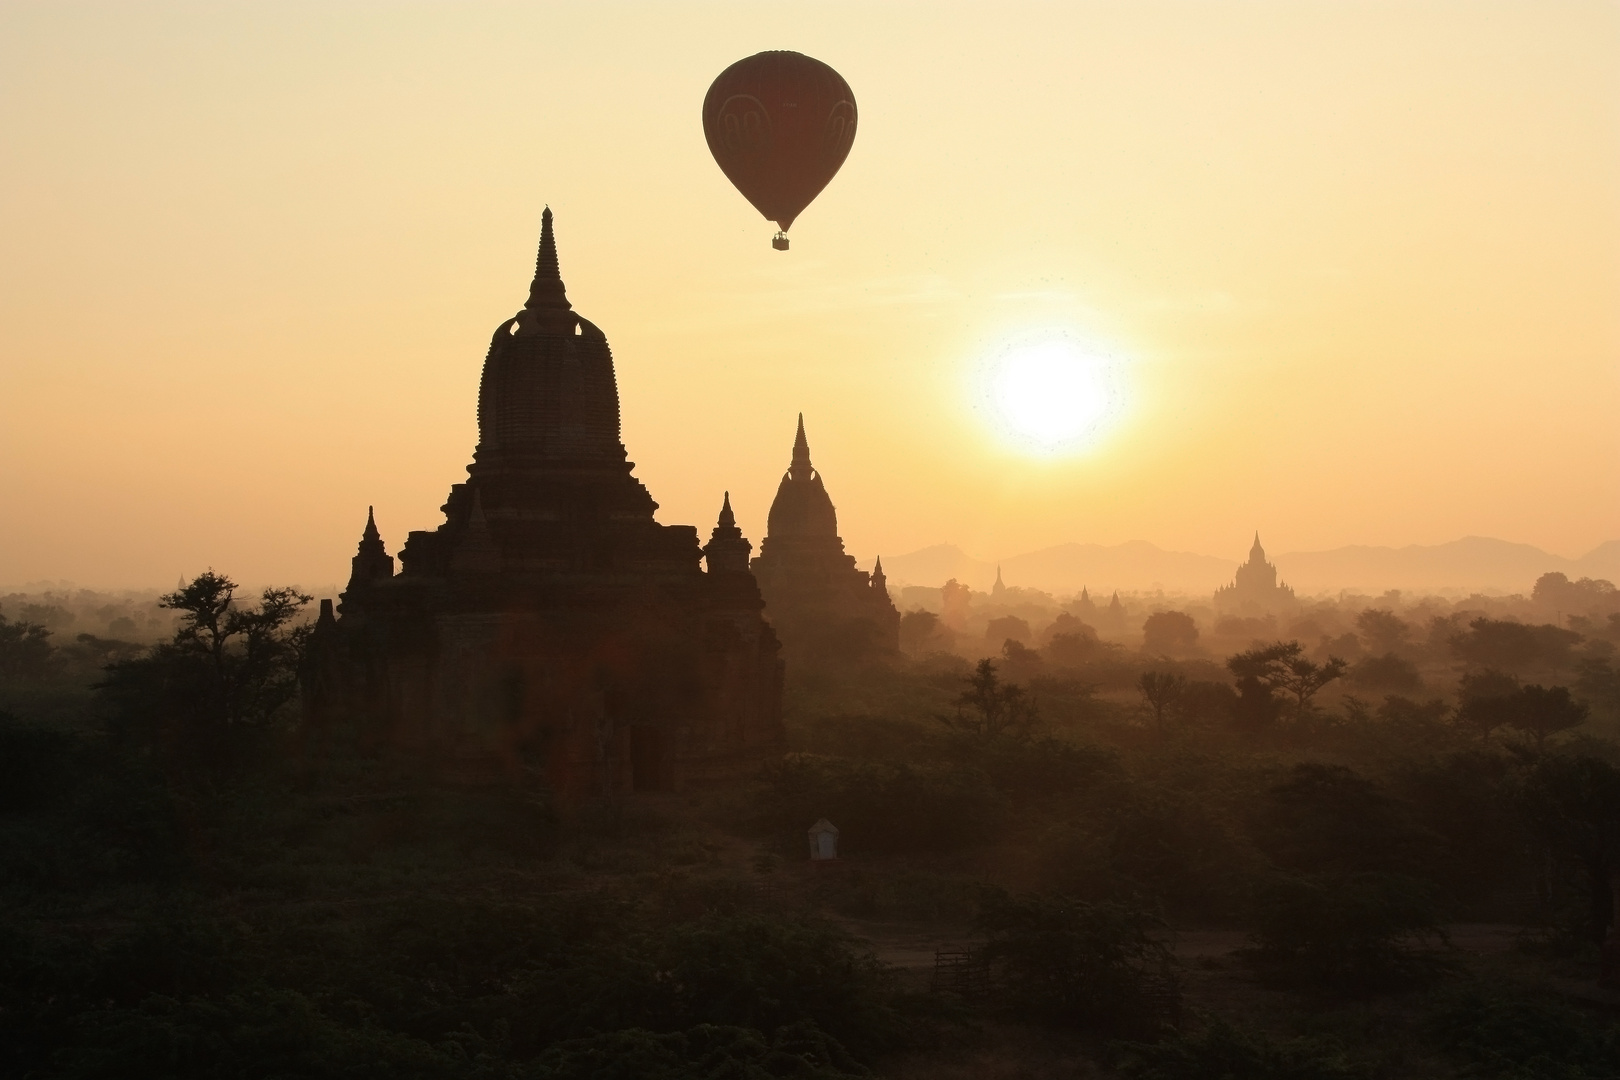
[2,575,1619,1077]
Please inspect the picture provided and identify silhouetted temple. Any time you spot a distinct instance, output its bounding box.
[749,416,899,664]
[1214,533,1297,615]
[302,209,782,796]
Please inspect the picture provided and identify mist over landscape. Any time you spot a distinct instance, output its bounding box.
[885,535,1620,596]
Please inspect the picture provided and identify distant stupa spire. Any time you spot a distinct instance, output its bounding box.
[363,505,381,542]
[525,206,571,312]
[718,490,736,529]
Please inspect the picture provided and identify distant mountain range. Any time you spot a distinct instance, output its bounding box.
[881,537,1620,597]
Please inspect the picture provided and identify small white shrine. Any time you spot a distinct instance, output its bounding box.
[807,818,840,861]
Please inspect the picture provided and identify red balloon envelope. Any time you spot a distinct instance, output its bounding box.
[702,51,857,249]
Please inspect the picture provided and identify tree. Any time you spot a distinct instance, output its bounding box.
[1001,638,1043,678]
[1226,643,1294,731]
[985,615,1032,645]
[1355,609,1411,654]
[975,888,1174,1034]
[99,571,312,759]
[1505,685,1589,752]
[1520,755,1620,944]
[1043,612,1092,643]
[1453,671,1584,748]
[1273,655,1349,719]
[1349,654,1422,694]
[1141,611,1198,657]
[898,609,945,655]
[1227,641,1347,721]
[1249,871,1445,991]
[1455,670,1521,741]
[1047,627,1107,668]
[1575,652,1620,716]
[1137,671,1185,736]
[940,659,1039,742]
[0,610,55,682]
[1533,572,1620,616]
[1255,764,1436,877]
[1450,618,1583,678]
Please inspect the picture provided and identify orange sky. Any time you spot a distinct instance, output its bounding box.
[2,1,1617,590]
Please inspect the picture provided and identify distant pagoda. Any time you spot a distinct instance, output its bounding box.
[749,416,899,665]
[302,209,782,795]
[1213,533,1297,615]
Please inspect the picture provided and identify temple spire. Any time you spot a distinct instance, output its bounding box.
[703,490,752,573]
[345,503,394,597]
[1250,531,1265,562]
[790,413,813,480]
[525,206,571,312]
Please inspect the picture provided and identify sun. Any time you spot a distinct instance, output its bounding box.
[979,337,1124,456]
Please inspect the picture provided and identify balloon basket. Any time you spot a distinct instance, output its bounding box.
[772,232,790,251]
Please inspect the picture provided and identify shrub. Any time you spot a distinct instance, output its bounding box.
[1248,871,1446,991]
[56,987,474,1080]
[0,714,74,814]
[507,911,903,1060]
[1114,1019,1368,1080]
[975,888,1176,1035]
[533,1021,866,1080]
[1141,611,1199,657]
[1251,763,1438,877]
[1518,753,1620,944]
[1433,987,1620,1079]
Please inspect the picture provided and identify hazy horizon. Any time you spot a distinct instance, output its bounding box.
[7,531,1616,600]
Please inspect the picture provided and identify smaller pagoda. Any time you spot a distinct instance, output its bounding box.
[749,416,899,666]
[1214,533,1297,616]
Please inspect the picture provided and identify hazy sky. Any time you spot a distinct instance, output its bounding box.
[2,1,1616,589]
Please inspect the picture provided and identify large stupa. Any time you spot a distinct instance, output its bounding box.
[301,209,783,796]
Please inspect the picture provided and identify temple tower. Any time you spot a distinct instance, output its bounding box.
[303,209,782,795]
[1214,533,1297,615]
[749,415,900,665]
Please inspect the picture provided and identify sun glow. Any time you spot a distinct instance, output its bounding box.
[978,337,1125,457]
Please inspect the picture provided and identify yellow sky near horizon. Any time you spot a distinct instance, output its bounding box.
[1,1,1616,590]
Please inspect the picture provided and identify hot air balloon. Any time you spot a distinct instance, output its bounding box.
[702,51,857,250]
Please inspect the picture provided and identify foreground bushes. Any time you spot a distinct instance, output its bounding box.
[2,901,903,1080]
[1432,987,1620,1079]
[1114,1020,1367,1080]
[975,889,1176,1036]
[1248,872,1447,991]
